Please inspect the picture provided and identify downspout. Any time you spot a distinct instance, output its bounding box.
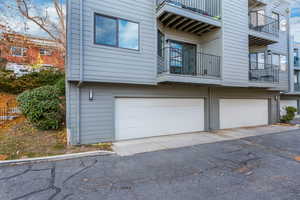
[287,8,292,93]
[78,0,84,86]
[76,0,84,144]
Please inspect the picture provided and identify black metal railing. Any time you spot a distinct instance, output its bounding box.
[158,47,221,78]
[156,0,221,19]
[249,62,279,83]
[249,11,279,37]
[295,83,300,92]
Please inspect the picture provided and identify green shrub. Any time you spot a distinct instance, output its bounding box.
[55,77,65,96]
[0,70,65,94]
[281,106,298,123]
[17,86,63,130]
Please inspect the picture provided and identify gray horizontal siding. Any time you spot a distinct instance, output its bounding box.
[73,83,210,144]
[67,0,157,84]
[67,0,81,80]
[263,0,290,91]
[68,82,280,145]
[222,0,249,86]
[66,82,79,145]
[66,0,290,90]
[210,87,280,129]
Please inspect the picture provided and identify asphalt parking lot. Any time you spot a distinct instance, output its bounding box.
[1,129,300,200]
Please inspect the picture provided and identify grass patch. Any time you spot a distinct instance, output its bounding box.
[0,117,112,160]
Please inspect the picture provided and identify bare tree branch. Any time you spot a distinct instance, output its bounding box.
[7,0,66,51]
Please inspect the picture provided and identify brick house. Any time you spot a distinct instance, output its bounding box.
[0,33,64,71]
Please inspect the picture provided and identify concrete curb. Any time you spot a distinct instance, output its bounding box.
[0,151,115,167]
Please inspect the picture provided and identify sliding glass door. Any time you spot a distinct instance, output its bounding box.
[169,41,196,75]
[249,52,265,69]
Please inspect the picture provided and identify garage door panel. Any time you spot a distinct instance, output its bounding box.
[115,98,205,140]
[220,99,269,129]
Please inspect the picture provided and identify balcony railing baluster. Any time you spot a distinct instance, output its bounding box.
[158,47,221,79]
[249,62,279,83]
[294,57,300,68]
[249,11,279,37]
[295,83,300,92]
[157,0,221,19]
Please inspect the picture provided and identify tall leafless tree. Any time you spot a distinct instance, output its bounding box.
[0,0,65,51]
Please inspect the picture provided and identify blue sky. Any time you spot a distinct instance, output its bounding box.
[1,0,299,42]
[291,2,300,43]
[291,7,300,17]
[0,0,65,37]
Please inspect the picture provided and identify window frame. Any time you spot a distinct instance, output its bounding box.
[39,48,52,56]
[272,12,280,32]
[272,12,280,22]
[94,13,140,51]
[272,53,281,67]
[157,30,165,57]
[294,48,299,66]
[11,46,27,57]
[257,10,265,26]
[249,52,265,69]
[280,55,287,72]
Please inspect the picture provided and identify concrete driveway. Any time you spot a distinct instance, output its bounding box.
[1,129,300,200]
[114,125,299,156]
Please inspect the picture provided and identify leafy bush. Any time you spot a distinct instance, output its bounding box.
[0,70,65,94]
[55,77,65,96]
[281,106,298,123]
[17,86,63,130]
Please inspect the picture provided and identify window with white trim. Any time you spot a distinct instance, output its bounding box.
[11,47,27,57]
[39,48,52,56]
[94,14,139,50]
[280,55,287,71]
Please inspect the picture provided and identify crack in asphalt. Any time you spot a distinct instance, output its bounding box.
[241,138,300,163]
[1,131,300,199]
[63,159,98,185]
[0,165,32,181]
[11,187,51,200]
[10,164,62,200]
[61,193,74,200]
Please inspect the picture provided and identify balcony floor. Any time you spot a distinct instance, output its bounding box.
[157,73,222,85]
[249,0,266,9]
[249,33,278,46]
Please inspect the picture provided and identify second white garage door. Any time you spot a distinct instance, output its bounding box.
[220,99,269,129]
[115,98,205,140]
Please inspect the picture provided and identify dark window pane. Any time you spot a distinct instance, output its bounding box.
[257,52,265,64]
[170,42,183,68]
[11,47,27,56]
[250,53,257,62]
[118,19,139,50]
[157,31,164,57]
[95,15,117,46]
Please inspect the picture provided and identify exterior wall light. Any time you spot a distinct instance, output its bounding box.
[89,89,94,101]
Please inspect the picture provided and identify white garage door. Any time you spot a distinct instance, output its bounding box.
[220,99,269,129]
[280,100,298,116]
[115,98,205,140]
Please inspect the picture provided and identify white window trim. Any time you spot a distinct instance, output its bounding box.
[39,48,52,56]
[11,47,27,57]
